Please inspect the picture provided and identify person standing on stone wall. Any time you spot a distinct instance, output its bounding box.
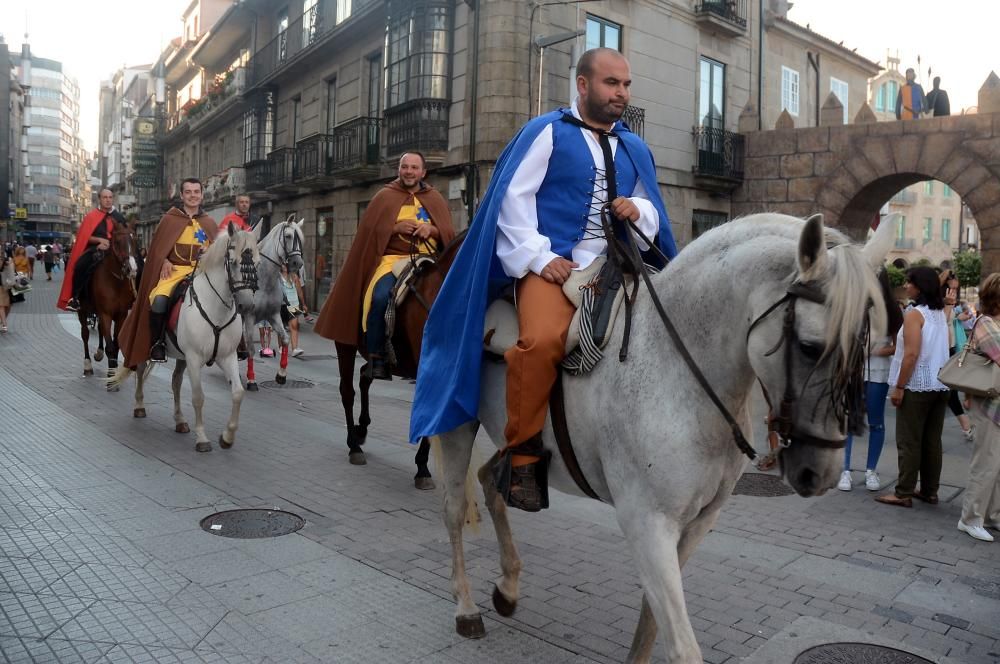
[895,68,926,120]
[924,77,951,117]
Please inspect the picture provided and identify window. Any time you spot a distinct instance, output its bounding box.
[326,78,337,130]
[781,66,799,116]
[924,181,934,196]
[923,217,933,244]
[277,8,289,61]
[367,53,382,116]
[896,216,905,240]
[943,184,953,198]
[386,0,452,107]
[942,218,951,243]
[336,0,352,24]
[586,15,621,51]
[291,97,300,145]
[698,57,725,129]
[875,84,885,112]
[692,210,729,239]
[302,0,319,47]
[830,77,848,124]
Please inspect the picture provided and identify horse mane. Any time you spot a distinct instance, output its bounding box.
[195,232,233,272]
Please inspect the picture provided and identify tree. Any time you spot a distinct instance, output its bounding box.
[886,264,906,288]
[953,249,982,291]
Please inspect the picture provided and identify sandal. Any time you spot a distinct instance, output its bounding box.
[875,494,913,508]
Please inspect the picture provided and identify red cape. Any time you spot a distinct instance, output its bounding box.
[57,208,113,310]
[219,212,251,232]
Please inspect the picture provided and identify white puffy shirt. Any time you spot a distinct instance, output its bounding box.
[888,305,950,391]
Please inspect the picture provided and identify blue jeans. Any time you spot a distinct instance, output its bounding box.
[365,274,396,356]
[844,381,890,470]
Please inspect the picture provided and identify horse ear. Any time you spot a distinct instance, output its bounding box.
[797,213,828,279]
[862,212,898,271]
[253,220,264,242]
[296,219,304,230]
[228,221,237,237]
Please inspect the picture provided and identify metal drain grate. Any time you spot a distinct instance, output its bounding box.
[200,509,305,539]
[794,643,935,663]
[260,379,314,389]
[732,472,795,497]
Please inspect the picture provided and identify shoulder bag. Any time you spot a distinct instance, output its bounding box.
[938,316,1000,398]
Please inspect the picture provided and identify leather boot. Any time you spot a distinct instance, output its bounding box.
[366,354,391,381]
[493,434,550,512]
[149,311,168,362]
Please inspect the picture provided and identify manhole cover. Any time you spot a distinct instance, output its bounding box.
[732,472,795,497]
[794,643,934,663]
[296,354,335,361]
[199,509,304,539]
[259,379,314,389]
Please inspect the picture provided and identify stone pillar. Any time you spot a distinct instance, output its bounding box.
[853,102,878,124]
[820,92,844,127]
[738,101,759,133]
[775,109,795,129]
[980,71,1000,114]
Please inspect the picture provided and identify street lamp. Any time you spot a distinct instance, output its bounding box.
[534,29,585,117]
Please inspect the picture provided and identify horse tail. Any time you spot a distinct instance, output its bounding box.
[430,435,481,535]
[107,365,134,389]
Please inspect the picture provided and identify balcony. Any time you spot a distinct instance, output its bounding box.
[330,117,382,178]
[894,238,916,249]
[622,105,645,139]
[203,166,246,207]
[245,160,271,194]
[186,68,247,131]
[694,0,748,37]
[692,126,745,189]
[890,190,917,206]
[249,4,321,87]
[266,147,297,191]
[384,99,450,160]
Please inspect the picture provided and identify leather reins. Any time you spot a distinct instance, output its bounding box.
[186,238,257,366]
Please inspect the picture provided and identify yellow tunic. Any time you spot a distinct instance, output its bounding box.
[149,216,211,302]
[361,196,437,331]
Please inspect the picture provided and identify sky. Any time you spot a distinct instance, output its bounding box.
[1,0,997,153]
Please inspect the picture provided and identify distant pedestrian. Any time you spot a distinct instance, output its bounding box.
[876,267,950,508]
[12,246,29,278]
[924,77,951,117]
[42,245,55,281]
[942,271,975,440]
[0,253,15,332]
[24,243,37,279]
[51,242,62,271]
[895,68,926,120]
[279,263,308,357]
[957,273,1000,542]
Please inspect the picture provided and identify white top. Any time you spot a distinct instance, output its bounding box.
[865,336,892,384]
[495,100,660,279]
[888,305,950,391]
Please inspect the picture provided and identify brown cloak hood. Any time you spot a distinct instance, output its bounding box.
[119,207,218,367]
[314,180,454,347]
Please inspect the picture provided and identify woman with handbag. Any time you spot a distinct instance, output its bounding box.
[876,266,951,508]
[957,273,1000,542]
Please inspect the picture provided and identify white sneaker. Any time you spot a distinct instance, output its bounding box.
[963,425,976,442]
[292,348,304,357]
[958,520,994,542]
[865,470,881,491]
[837,470,852,491]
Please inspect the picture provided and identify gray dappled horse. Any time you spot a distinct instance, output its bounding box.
[434,213,896,663]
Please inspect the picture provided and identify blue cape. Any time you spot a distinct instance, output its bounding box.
[409,108,677,442]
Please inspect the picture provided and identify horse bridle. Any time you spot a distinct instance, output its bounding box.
[188,237,258,365]
[260,221,302,270]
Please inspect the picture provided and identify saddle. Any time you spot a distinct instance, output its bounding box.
[390,256,435,307]
[166,279,192,334]
[483,257,628,374]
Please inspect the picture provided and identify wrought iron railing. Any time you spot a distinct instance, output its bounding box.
[330,117,381,172]
[384,98,450,156]
[245,160,270,191]
[294,134,330,180]
[693,126,745,181]
[186,68,247,127]
[267,147,296,187]
[694,0,748,28]
[894,238,915,249]
[250,5,321,85]
[622,105,645,139]
[890,190,917,205]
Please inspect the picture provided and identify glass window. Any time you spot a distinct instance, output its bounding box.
[924,181,934,196]
[943,184,952,198]
[303,0,319,46]
[923,217,933,243]
[942,218,951,243]
[326,79,337,130]
[875,83,885,112]
[291,97,300,144]
[586,15,622,51]
[367,53,382,116]
[888,80,899,110]
[692,210,729,239]
[386,1,452,107]
[781,66,799,116]
[896,216,905,240]
[277,8,289,61]
[336,0,352,24]
[698,57,725,129]
[830,77,849,124]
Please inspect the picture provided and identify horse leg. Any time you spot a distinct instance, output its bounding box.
[218,353,244,449]
[185,361,211,452]
[438,425,486,638]
[413,437,435,490]
[358,370,372,442]
[476,451,523,619]
[274,317,290,384]
[98,314,116,391]
[79,313,93,377]
[172,360,190,434]
[244,324,258,391]
[336,343,366,465]
[133,362,147,418]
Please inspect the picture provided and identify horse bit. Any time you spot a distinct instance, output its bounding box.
[188,237,258,366]
[260,221,302,270]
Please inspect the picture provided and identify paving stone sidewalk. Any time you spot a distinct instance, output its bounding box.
[0,274,997,663]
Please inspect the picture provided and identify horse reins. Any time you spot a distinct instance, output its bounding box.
[186,237,257,366]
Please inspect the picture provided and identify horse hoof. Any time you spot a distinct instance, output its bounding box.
[83,369,94,377]
[94,349,104,362]
[134,408,146,418]
[175,423,190,434]
[492,585,517,617]
[107,385,119,393]
[414,476,435,491]
[246,382,259,392]
[220,434,233,449]
[275,374,286,385]
[455,615,486,639]
[349,451,367,466]
[195,442,212,453]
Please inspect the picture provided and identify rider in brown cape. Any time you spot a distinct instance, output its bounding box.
[314,177,454,349]
[119,207,218,368]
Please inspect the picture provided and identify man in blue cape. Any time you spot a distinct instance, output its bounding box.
[411,48,677,511]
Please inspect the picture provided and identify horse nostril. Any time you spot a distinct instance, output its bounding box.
[797,468,818,493]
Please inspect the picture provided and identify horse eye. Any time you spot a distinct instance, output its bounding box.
[798,341,823,361]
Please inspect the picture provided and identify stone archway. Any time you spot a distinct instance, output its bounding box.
[735,112,1000,272]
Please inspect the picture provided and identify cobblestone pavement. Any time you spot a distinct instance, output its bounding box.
[0,274,998,663]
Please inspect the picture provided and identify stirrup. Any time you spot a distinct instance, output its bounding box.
[492,446,551,512]
[66,298,80,312]
[150,342,167,363]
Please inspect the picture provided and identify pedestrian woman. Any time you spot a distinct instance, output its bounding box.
[12,246,29,276]
[279,262,308,357]
[876,266,951,508]
[942,270,975,440]
[42,245,55,281]
[957,273,1000,542]
[0,252,15,332]
[839,269,904,491]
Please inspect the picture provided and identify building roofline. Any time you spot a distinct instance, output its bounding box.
[774,17,882,74]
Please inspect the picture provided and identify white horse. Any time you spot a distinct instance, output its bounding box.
[434,213,895,663]
[113,224,260,453]
[242,215,305,391]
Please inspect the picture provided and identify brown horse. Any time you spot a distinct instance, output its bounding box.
[78,223,137,389]
[335,231,467,489]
